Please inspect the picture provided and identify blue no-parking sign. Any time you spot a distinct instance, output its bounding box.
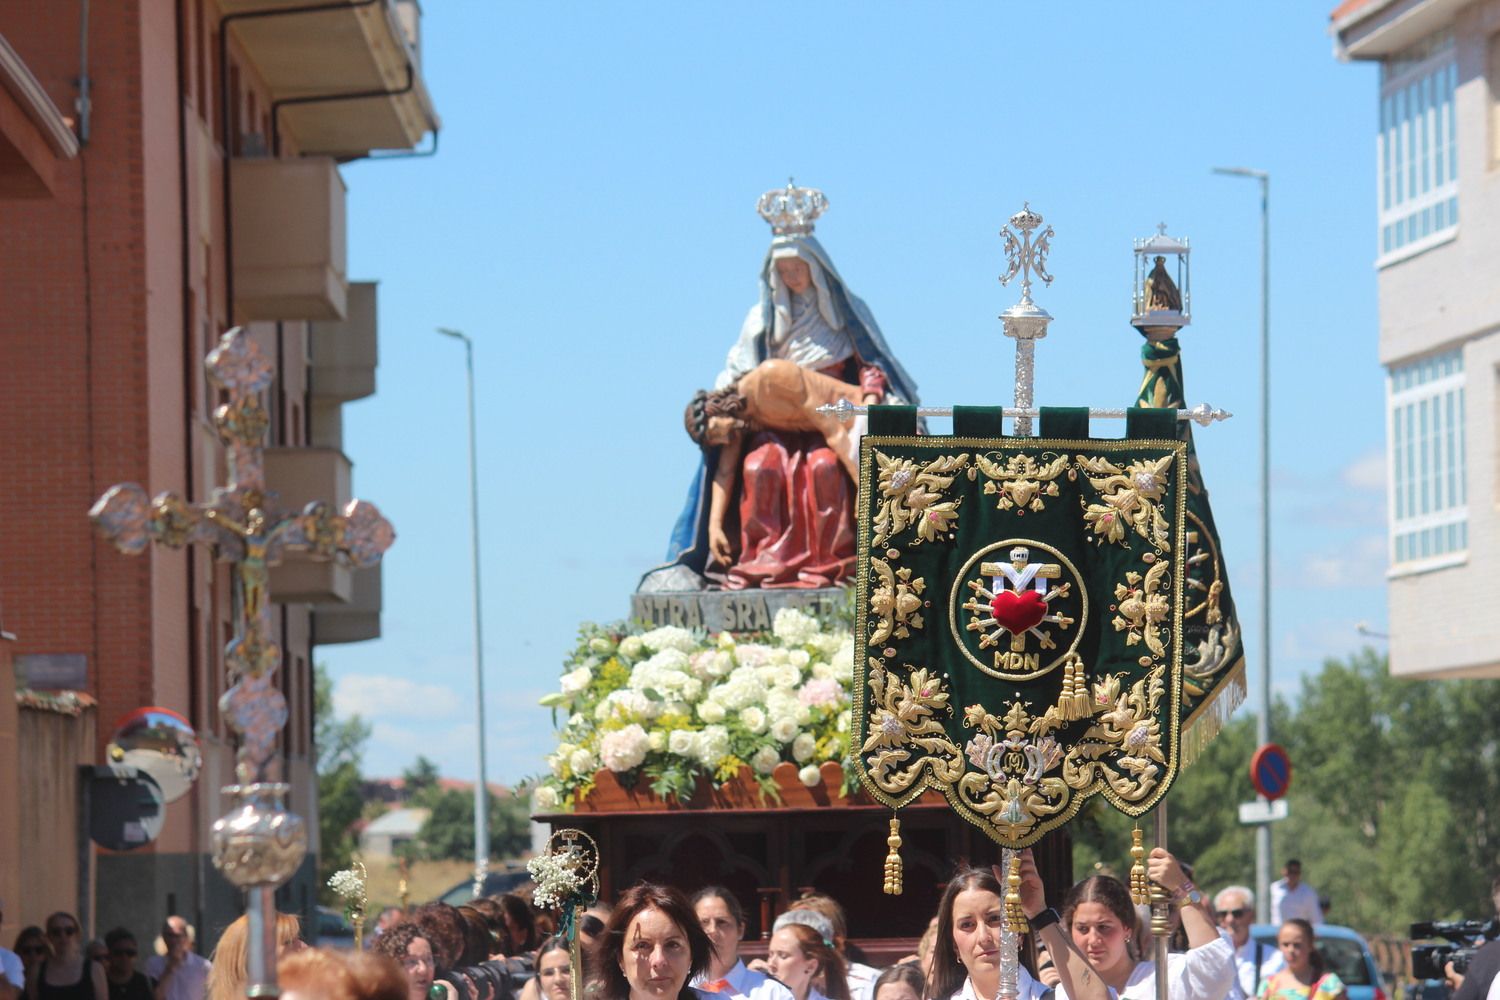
[1249,743,1292,801]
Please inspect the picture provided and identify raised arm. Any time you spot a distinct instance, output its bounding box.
[1012,851,1108,1000]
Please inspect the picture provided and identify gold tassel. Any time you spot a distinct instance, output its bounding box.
[883,816,903,895]
[1129,826,1149,904]
[1004,854,1027,932]
[1071,657,1094,719]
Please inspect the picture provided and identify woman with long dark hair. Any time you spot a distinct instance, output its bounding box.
[927,854,1103,1000]
[1256,920,1345,1000]
[595,884,712,1000]
[1051,849,1232,1000]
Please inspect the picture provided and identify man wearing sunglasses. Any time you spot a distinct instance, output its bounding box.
[0,899,21,994]
[103,929,152,1000]
[1215,885,1278,1000]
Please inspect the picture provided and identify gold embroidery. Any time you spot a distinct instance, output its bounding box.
[958,700,1069,841]
[871,450,971,547]
[1112,558,1171,657]
[1062,666,1168,801]
[1077,454,1175,551]
[868,558,926,647]
[975,451,1070,513]
[861,661,964,795]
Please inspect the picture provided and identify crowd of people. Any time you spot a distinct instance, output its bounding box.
[0,853,1352,1000]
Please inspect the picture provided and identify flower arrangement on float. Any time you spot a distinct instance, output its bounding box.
[533,607,856,810]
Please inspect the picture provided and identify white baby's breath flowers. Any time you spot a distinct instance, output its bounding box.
[527,853,583,911]
[327,868,366,907]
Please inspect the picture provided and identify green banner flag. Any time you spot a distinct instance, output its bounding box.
[1136,336,1246,764]
[853,407,1191,847]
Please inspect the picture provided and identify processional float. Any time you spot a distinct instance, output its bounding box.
[828,204,1245,1000]
[89,329,396,998]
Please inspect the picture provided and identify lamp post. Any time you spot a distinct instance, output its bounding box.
[1212,165,1271,923]
[437,326,490,897]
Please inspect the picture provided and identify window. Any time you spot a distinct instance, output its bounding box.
[1378,29,1458,266]
[1388,348,1466,567]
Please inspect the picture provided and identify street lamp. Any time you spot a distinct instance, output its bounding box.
[437,326,490,896]
[1211,165,1271,923]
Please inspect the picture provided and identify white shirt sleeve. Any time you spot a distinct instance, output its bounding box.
[1175,937,1237,1000]
[0,949,22,989]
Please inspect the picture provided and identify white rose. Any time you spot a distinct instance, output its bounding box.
[560,666,592,695]
[681,677,704,702]
[811,662,835,682]
[569,748,596,775]
[773,608,819,646]
[707,651,734,677]
[533,785,560,811]
[618,636,645,660]
[792,732,817,763]
[788,650,811,669]
[830,640,854,682]
[837,709,851,733]
[648,730,667,752]
[798,764,822,787]
[770,717,798,744]
[772,664,801,689]
[698,700,727,724]
[589,636,615,655]
[740,706,768,735]
[717,632,737,650]
[750,746,780,775]
[766,689,798,717]
[668,729,697,756]
[696,725,730,767]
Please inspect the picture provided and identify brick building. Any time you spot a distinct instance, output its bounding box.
[0,0,437,944]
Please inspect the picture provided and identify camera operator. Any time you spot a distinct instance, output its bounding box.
[1447,878,1500,1000]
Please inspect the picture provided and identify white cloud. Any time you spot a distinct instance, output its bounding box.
[334,674,463,720]
[1340,449,1386,493]
[1298,532,1387,588]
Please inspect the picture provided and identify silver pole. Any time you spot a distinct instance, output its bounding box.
[814,401,1233,425]
[247,886,276,997]
[438,327,490,897]
[1213,166,1272,922]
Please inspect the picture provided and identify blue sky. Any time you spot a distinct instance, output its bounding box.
[321,1,1389,786]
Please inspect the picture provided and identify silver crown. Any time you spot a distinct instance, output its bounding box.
[757,179,828,236]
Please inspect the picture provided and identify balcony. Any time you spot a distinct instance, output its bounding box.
[218,0,439,157]
[309,281,377,402]
[313,565,383,645]
[231,156,347,321]
[0,35,78,198]
[266,447,353,604]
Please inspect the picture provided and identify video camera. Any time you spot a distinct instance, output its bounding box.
[1410,919,1500,981]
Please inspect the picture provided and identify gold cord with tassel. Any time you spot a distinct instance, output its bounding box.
[883,816,903,895]
[1004,853,1027,932]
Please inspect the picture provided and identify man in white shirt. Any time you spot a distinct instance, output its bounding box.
[691,887,794,1000]
[1215,886,1278,1000]
[143,916,211,1000]
[0,898,23,992]
[1269,861,1323,926]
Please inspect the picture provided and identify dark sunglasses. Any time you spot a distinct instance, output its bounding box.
[111,948,138,958]
[48,926,79,937]
[1219,907,1252,919]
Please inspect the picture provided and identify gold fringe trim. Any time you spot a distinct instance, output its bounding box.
[1179,656,1246,768]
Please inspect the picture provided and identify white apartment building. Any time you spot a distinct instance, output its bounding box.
[1332,0,1500,678]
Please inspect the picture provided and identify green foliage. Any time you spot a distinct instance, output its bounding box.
[314,665,372,896]
[1074,648,1500,938]
[402,756,442,802]
[404,783,533,862]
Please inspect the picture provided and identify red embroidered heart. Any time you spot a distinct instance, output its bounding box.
[990,590,1047,633]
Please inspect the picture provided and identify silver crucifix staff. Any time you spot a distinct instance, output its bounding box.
[999,203,1055,436]
[90,327,395,999]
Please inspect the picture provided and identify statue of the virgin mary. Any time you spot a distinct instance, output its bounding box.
[640,182,919,592]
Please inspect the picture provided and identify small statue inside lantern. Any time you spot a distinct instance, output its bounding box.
[1131,225,1191,341]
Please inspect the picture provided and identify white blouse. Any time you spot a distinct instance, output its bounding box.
[1055,938,1235,1000]
[951,970,1045,1000]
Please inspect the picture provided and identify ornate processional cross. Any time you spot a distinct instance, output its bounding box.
[89,327,395,997]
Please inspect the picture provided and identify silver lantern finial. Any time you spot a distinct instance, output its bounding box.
[1132,223,1191,337]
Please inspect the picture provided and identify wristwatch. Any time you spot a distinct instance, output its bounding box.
[1175,881,1204,907]
[1030,907,1062,932]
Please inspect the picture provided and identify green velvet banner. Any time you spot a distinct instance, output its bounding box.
[853,412,1189,847]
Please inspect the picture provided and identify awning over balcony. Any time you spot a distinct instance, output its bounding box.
[218,0,438,157]
[0,34,78,198]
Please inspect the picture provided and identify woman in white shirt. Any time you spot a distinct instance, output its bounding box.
[925,854,1104,1000]
[766,924,849,1000]
[1052,849,1233,1000]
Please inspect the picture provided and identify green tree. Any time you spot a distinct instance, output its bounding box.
[406,784,533,862]
[402,755,442,804]
[314,665,372,892]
